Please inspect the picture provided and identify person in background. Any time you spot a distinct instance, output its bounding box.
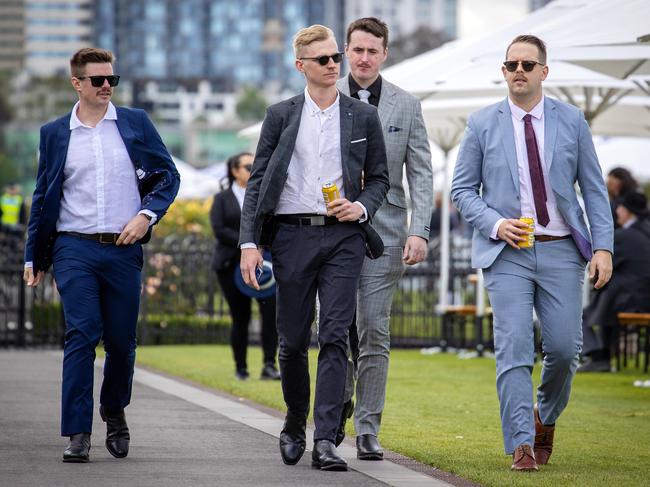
[580,191,650,372]
[451,35,613,472]
[209,152,280,381]
[23,47,180,463]
[1,182,27,234]
[606,167,638,228]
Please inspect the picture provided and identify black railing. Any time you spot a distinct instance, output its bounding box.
[1,233,490,350]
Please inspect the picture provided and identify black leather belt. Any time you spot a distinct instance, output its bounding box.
[59,231,120,244]
[275,214,339,226]
[535,234,571,242]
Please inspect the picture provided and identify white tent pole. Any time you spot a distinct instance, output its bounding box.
[438,148,451,314]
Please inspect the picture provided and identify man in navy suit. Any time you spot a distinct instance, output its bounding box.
[452,35,613,471]
[23,48,179,463]
[239,25,388,471]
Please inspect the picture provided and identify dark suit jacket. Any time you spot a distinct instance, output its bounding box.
[25,106,180,272]
[584,217,650,328]
[210,186,241,271]
[238,92,389,249]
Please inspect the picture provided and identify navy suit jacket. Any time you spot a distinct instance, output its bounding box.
[238,92,389,250]
[25,106,180,272]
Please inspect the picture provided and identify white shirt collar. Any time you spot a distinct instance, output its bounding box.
[304,87,339,117]
[508,95,544,121]
[70,101,117,130]
[622,216,638,229]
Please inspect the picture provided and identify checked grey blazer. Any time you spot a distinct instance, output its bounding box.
[337,76,433,247]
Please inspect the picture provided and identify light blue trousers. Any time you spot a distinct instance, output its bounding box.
[483,238,586,454]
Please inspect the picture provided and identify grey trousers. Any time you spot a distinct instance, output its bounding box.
[344,246,405,436]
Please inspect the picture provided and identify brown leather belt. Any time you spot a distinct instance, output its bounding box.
[59,231,120,244]
[535,234,571,243]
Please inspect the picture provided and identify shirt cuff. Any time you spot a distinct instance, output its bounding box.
[354,201,368,223]
[490,218,505,240]
[24,262,33,269]
[240,242,258,249]
[139,209,157,226]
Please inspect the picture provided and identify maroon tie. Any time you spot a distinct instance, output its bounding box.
[523,114,550,227]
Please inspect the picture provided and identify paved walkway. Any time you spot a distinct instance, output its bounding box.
[0,351,452,487]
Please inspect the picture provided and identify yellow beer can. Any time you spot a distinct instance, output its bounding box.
[518,217,535,248]
[322,182,340,205]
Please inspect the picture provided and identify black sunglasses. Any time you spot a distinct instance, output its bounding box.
[299,52,344,66]
[503,60,544,72]
[241,164,253,172]
[76,75,121,87]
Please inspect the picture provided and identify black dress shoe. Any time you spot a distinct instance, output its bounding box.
[236,368,250,380]
[260,363,281,380]
[311,440,348,471]
[279,412,306,465]
[100,406,130,458]
[356,434,384,460]
[62,433,91,463]
[335,399,354,447]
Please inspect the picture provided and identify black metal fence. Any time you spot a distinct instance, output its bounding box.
[1,233,491,350]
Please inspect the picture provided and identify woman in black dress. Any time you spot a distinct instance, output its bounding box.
[210,152,280,380]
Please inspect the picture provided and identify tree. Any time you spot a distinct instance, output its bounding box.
[386,27,452,67]
[0,72,14,153]
[236,86,267,122]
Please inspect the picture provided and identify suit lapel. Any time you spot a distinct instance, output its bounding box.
[276,95,304,175]
[227,187,241,218]
[497,98,520,196]
[54,117,72,181]
[115,107,139,161]
[377,79,396,128]
[339,95,354,195]
[544,97,558,171]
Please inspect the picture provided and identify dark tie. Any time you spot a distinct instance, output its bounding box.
[523,114,550,227]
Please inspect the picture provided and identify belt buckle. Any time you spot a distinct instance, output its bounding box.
[310,215,325,226]
[99,233,116,244]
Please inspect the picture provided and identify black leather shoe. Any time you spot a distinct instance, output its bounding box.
[356,434,384,460]
[100,406,130,458]
[311,440,348,471]
[335,399,354,447]
[279,412,306,465]
[260,363,281,380]
[236,369,249,380]
[62,433,91,463]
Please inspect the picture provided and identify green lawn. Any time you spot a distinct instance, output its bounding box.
[132,345,650,487]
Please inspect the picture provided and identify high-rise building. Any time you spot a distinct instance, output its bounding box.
[94,0,345,94]
[345,0,457,40]
[24,0,94,76]
[0,0,25,73]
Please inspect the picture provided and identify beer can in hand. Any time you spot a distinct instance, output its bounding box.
[322,183,340,205]
[518,217,535,248]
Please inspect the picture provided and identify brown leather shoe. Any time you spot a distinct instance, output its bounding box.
[511,444,539,471]
[534,403,555,465]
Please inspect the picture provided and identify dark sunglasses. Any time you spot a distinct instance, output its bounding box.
[76,75,121,87]
[503,60,544,72]
[241,164,253,172]
[299,52,344,66]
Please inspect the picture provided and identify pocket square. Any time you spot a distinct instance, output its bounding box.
[351,138,367,144]
[388,126,402,133]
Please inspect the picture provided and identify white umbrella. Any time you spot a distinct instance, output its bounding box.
[173,157,223,200]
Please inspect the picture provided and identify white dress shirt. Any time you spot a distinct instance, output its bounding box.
[57,101,155,234]
[231,182,246,210]
[491,96,570,239]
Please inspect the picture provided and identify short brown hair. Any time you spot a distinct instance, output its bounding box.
[346,17,389,50]
[293,25,334,58]
[70,48,115,77]
[505,35,547,64]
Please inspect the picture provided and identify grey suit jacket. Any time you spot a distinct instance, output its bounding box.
[337,76,433,247]
[238,91,389,247]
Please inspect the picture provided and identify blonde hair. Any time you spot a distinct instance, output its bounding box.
[293,25,334,58]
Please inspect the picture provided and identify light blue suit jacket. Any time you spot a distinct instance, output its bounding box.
[451,96,613,269]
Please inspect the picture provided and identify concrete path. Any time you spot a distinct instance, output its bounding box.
[0,351,452,487]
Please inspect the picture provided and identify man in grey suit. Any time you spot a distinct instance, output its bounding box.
[336,17,433,460]
[451,35,613,471]
[239,25,388,471]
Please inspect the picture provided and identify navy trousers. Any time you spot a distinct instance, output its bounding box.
[52,234,142,436]
[271,221,365,442]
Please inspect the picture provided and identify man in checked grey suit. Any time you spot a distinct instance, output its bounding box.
[239,25,388,471]
[336,17,433,460]
[451,35,613,471]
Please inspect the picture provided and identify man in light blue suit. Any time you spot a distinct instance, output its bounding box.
[451,35,613,472]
